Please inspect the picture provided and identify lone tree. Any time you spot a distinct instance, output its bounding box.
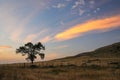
[16,42,45,64]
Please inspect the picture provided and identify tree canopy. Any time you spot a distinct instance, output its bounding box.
[16,42,45,64]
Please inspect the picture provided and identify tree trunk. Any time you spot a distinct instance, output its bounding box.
[31,60,33,65]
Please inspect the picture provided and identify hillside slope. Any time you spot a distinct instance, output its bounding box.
[75,42,120,58]
[48,42,120,67]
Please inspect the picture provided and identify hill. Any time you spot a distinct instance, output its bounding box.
[75,42,120,58]
[53,42,120,61]
[47,42,120,68]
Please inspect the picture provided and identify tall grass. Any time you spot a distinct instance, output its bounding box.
[0,57,119,80]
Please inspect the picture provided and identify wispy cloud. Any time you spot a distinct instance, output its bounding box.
[10,27,24,42]
[72,0,85,9]
[10,7,44,42]
[0,46,12,49]
[23,34,38,43]
[52,3,66,8]
[55,15,120,41]
[0,4,24,42]
[0,3,33,42]
[0,1,50,42]
[79,9,84,16]
[23,29,47,43]
[40,36,53,43]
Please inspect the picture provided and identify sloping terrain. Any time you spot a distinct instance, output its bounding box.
[52,42,120,62]
[75,42,120,58]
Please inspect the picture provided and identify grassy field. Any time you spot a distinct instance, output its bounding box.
[0,57,120,80]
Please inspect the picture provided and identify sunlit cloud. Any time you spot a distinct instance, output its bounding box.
[40,36,53,43]
[10,27,24,42]
[0,46,12,49]
[0,3,30,42]
[10,8,43,42]
[23,29,48,43]
[55,15,120,41]
[0,1,51,42]
[23,34,38,43]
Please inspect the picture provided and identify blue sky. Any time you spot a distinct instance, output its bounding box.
[0,0,120,63]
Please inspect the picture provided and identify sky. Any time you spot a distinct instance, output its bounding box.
[0,0,120,64]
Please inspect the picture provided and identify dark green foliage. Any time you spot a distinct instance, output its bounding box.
[16,42,45,64]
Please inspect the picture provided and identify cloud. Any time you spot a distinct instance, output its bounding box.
[0,3,33,42]
[93,8,100,13]
[10,8,42,42]
[72,0,85,9]
[79,9,84,16]
[89,0,95,5]
[10,27,24,42]
[52,3,66,8]
[0,46,12,49]
[40,36,53,43]
[0,1,50,42]
[0,4,19,31]
[55,15,120,41]
[23,29,47,43]
[23,34,38,43]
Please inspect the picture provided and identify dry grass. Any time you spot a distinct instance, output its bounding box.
[0,57,120,80]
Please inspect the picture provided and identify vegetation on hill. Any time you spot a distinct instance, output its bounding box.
[75,42,120,58]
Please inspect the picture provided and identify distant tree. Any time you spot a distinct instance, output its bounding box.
[16,42,45,64]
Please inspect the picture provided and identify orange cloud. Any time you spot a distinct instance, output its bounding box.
[24,34,37,43]
[0,46,12,49]
[55,15,120,41]
[23,29,48,43]
[40,36,52,43]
